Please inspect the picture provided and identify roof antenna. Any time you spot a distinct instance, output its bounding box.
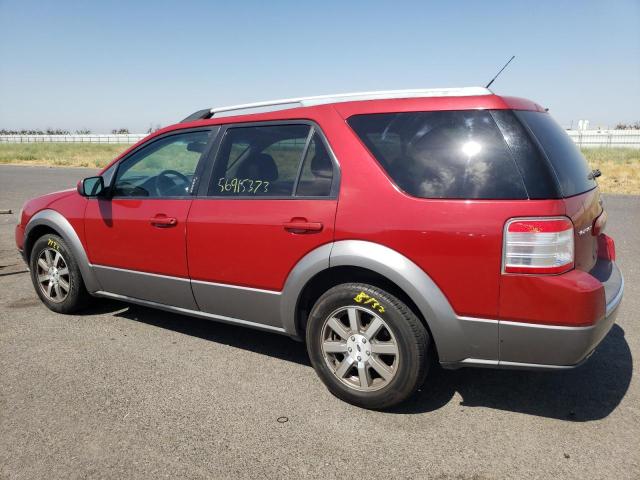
[485,55,516,89]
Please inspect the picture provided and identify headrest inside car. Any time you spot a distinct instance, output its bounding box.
[237,153,278,181]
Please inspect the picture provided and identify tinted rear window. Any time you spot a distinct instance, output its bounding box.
[490,110,560,199]
[515,111,596,197]
[348,111,527,199]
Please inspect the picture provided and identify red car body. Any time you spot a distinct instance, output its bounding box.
[16,88,623,371]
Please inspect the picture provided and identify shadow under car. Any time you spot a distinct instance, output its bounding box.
[87,300,632,421]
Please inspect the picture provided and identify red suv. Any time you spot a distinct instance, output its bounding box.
[15,87,624,409]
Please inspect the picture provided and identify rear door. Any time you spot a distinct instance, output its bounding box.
[186,122,339,327]
[84,129,217,308]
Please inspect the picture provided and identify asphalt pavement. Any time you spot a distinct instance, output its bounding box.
[0,164,639,479]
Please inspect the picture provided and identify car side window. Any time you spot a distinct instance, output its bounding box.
[348,111,527,199]
[113,130,212,198]
[295,133,334,197]
[210,124,311,197]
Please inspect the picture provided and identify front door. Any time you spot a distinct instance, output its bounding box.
[85,129,215,308]
[187,123,339,327]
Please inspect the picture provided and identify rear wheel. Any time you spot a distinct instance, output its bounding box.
[29,234,90,313]
[306,283,429,409]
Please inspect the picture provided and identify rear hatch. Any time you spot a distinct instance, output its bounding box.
[514,110,602,272]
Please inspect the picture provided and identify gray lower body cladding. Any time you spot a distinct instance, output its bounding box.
[88,259,623,371]
[93,265,197,310]
[443,261,624,370]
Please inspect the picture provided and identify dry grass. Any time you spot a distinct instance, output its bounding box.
[582,148,640,195]
[0,143,638,194]
[0,143,130,168]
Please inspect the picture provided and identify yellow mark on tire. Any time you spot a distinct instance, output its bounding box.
[353,291,385,313]
[47,238,60,251]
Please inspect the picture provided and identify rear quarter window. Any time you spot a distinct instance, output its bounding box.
[515,111,596,197]
[348,110,527,200]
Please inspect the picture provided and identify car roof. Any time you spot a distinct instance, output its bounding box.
[101,88,545,174]
[171,87,545,132]
[203,87,492,118]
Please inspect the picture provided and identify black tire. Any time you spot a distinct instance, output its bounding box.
[29,234,90,314]
[306,283,430,409]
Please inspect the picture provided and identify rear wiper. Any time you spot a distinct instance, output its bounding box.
[588,169,602,180]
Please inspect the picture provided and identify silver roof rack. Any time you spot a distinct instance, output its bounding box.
[208,86,491,118]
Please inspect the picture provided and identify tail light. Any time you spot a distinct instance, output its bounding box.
[597,234,616,261]
[503,217,574,274]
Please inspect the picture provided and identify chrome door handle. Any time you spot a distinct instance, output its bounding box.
[283,221,323,233]
[150,216,177,227]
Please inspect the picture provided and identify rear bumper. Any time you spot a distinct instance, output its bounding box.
[443,261,624,370]
[498,260,623,368]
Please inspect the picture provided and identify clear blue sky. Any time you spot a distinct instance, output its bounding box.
[1,0,638,133]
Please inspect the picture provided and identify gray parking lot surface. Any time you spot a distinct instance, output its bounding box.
[1,164,639,479]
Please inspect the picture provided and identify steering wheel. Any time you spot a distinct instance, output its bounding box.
[154,170,190,196]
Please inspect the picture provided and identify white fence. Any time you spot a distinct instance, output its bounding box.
[566,130,640,148]
[0,134,147,144]
[1,130,640,148]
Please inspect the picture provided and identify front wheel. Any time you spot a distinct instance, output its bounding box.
[29,234,90,314]
[306,283,430,409]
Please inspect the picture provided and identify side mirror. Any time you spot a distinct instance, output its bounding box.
[78,176,105,197]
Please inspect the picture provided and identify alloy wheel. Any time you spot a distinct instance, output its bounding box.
[320,306,399,392]
[36,247,71,303]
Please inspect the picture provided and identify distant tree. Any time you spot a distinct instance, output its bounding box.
[75,129,92,134]
[615,122,640,130]
[111,128,130,134]
[1,128,78,135]
[146,123,162,134]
